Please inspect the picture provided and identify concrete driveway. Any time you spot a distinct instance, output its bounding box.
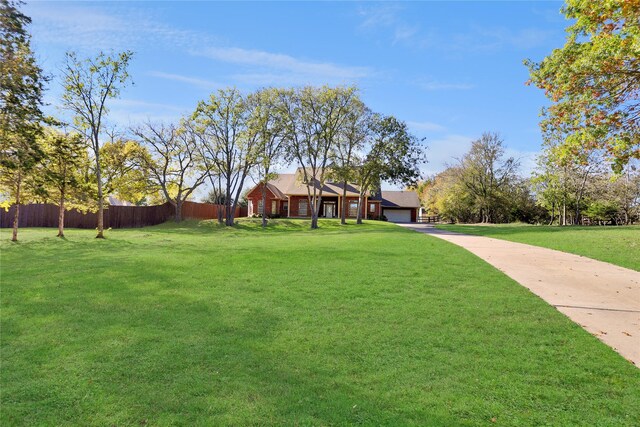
[399,223,640,367]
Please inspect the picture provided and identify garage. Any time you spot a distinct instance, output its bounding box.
[380,191,420,223]
[383,209,412,223]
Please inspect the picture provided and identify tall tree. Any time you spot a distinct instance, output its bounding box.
[34,129,90,237]
[457,132,519,223]
[525,0,640,172]
[0,0,47,241]
[611,164,640,224]
[422,167,476,223]
[61,50,133,238]
[193,88,258,226]
[531,151,566,225]
[132,121,208,222]
[247,88,285,228]
[353,115,425,224]
[281,86,356,229]
[332,98,369,225]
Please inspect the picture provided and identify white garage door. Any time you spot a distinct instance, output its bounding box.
[384,209,411,223]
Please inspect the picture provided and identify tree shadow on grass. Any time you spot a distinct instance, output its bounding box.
[139,218,408,237]
[4,283,470,426]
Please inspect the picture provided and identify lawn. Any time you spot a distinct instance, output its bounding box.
[1,219,639,426]
[436,223,640,271]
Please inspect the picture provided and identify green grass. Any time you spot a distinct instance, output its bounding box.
[1,219,639,426]
[435,223,640,271]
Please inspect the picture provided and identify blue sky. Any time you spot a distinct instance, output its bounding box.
[25,0,567,182]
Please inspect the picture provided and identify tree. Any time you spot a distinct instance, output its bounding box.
[132,121,208,222]
[34,129,90,237]
[525,0,640,172]
[280,86,356,229]
[610,164,640,224]
[193,88,259,226]
[457,132,519,223]
[331,98,369,225]
[531,152,566,225]
[98,137,151,205]
[533,140,606,225]
[247,88,285,228]
[202,187,227,205]
[61,50,133,238]
[0,0,48,241]
[353,114,424,224]
[422,167,475,223]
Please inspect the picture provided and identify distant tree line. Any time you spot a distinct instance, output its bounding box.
[416,133,640,225]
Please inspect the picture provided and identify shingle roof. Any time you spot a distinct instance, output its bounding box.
[381,191,420,208]
[265,174,295,199]
[266,169,362,197]
[259,169,411,202]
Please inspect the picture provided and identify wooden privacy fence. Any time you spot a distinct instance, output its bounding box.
[0,201,248,229]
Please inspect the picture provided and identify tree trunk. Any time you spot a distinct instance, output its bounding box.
[356,193,364,225]
[57,190,65,238]
[311,196,320,229]
[175,200,183,222]
[224,179,232,226]
[11,172,21,242]
[217,205,224,224]
[261,182,268,228]
[95,153,105,238]
[216,177,224,224]
[340,182,347,225]
[310,193,321,229]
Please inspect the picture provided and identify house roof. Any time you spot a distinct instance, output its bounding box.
[264,174,295,199]
[262,169,362,197]
[249,169,412,201]
[108,195,134,206]
[381,191,420,208]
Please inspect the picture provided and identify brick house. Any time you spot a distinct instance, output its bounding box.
[246,169,420,222]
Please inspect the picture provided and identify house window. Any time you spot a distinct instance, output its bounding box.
[258,200,264,215]
[348,201,358,217]
[271,200,277,214]
[369,203,376,213]
[283,202,288,215]
[299,200,308,216]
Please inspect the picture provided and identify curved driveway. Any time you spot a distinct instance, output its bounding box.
[399,223,640,367]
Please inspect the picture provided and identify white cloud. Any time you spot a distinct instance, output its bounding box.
[25,3,205,52]
[149,71,223,90]
[27,2,374,89]
[357,4,432,49]
[110,98,188,112]
[105,98,190,127]
[358,4,399,29]
[357,4,555,54]
[194,47,372,83]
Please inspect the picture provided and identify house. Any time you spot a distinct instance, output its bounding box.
[245,169,420,222]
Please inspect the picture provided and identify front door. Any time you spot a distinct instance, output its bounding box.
[325,203,335,218]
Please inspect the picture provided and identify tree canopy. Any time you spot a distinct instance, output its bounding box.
[525,0,640,172]
[0,0,48,241]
